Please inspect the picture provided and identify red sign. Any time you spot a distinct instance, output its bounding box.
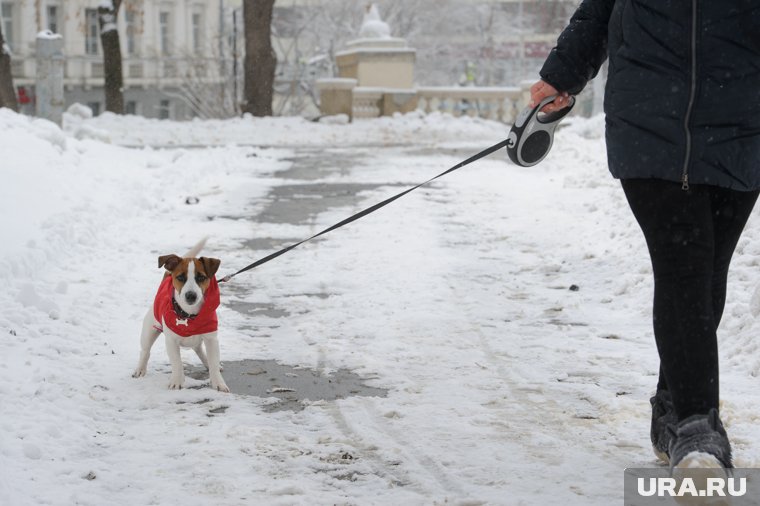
[17,86,31,104]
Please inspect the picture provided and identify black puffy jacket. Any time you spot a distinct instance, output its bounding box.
[540,0,760,191]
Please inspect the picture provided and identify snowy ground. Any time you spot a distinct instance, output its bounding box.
[4,107,760,505]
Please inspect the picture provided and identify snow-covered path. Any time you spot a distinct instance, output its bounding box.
[4,110,760,505]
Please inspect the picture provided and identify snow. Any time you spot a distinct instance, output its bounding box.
[36,30,63,40]
[95,1,117,32]
[359,4,391,39]
[76,109,507,149]
[3,106,760,505]
[335,47,414,57]
[100,22,117,33]
[66,103,94,120]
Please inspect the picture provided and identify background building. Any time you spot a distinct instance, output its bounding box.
[4,0,227,119]
[2,0,579,120]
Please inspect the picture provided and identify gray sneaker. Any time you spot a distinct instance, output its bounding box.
[668,408,733,470]
[650,390,677,463]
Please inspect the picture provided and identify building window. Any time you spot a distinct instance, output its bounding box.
[125,101,138,115]
[1,2,13,51]
[85,8,99,55]
[88,102,101,116]
[159,11,170,55]
[191,12,202,53]
[125,10,137,55]
[158,99,171,119]
[46,5,59,34]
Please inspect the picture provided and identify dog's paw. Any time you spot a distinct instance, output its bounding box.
[168,377,184,390]
[213,382,230,393]
[132,368,146,378]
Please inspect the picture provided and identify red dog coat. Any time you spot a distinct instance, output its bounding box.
[153,276,220,337]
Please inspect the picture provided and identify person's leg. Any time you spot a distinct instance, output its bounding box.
[647,186,757,398]
[620,179,718,421]
[621,179,756,467]
[709,186,759,327]
[657,365,668,392]
[665,187,757,469]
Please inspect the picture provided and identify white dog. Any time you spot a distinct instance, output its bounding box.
[132,241,229,392]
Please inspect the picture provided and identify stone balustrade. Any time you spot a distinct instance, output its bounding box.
[417,86,524,123]
[351,87,384,119]
[316,79,531,123]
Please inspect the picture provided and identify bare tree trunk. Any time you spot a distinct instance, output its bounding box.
[242,0,277,117]
[0,21,18,111]
[98,0,124,114]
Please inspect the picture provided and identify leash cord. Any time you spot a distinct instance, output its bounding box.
[220,138,509,283]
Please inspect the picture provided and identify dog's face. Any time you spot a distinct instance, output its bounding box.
[158,255,221,313]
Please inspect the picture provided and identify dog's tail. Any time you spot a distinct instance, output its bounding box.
[183,237,208,258]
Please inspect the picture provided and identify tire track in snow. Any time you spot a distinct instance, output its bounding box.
[356,396,469,497]
[433,186,616,467]
[445,278,576,467]
[432,173,661,480]
[314,346,469,499]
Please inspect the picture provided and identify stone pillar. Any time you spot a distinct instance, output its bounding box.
[318,4,419,120]
[316,78,357,120]
[335,40,415,89]
[36,31,65,126]
[382,91,418,116]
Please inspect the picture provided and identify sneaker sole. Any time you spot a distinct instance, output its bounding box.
[674,451,724,469]
[672,453,732,506]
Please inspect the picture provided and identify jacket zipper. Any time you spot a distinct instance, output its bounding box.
[681,0,698,191]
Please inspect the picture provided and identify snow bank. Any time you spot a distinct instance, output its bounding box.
[71,109,509,149]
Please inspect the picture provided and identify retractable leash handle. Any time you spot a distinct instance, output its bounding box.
[506,94,575,167]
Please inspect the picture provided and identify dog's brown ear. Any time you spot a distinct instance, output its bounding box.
[158,254,182,271]
[200,257,221,278]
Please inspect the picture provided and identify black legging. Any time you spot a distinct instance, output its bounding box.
[621,178,759,421]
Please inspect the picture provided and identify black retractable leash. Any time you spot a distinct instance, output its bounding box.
[220,96,573,283]
[219,140,507,282]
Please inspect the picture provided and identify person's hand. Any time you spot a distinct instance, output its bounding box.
[529,80,572,113]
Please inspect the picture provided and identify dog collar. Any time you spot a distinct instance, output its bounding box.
[172,297,195,320]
